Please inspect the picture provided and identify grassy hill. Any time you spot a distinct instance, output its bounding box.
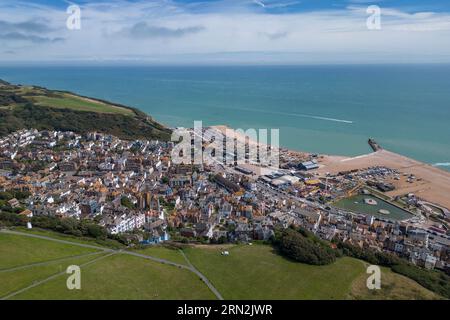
[0,80,171,141]
[184,244,441,300]
[0,231,214,300]
[8,254,215,300]
[0,229,441,300]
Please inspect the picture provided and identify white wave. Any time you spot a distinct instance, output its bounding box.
[237,107,354,124]
[433,162,450,167]
[270,110,354,124]
[301,114,353,124]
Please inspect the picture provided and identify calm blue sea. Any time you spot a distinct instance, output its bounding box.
[1,65,449,170]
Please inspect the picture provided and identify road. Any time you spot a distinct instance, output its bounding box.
[255,180,324,210]
[0,229,223,300]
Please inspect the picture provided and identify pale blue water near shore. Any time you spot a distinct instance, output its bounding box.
[1,65,449,171]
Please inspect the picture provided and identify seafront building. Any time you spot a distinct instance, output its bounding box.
[0,129,448,272]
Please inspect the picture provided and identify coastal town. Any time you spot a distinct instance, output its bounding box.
[1,128,449,273]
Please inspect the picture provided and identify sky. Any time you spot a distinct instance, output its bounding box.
[0,0,450,64]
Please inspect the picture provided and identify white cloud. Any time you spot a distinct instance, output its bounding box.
[0,0,449,63]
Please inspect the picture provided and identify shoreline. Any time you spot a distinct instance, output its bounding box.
[318,150,450,211]
[2,77,448,210]
[211,124,450,211]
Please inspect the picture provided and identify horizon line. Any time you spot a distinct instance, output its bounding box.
[2,61,450,67]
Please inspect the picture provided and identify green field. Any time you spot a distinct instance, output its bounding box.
[131,246,188,266]
[10,254,215,300]
[0,253,107,298]
[10,227,125,249]
[349,265,441,300]
[1,80,172,141]
[0,233,99,269]
[185,244,365,299]
[0,230,441,300]
[0,232,214,300]
[184,244,441,300]
[33,94,134,115]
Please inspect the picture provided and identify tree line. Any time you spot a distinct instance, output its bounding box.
[0,211,129,248]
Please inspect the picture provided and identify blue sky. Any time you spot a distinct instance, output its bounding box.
[0,0,449,64]
[15,0,450,13]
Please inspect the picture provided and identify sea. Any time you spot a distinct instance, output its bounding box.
[1,64,449,171]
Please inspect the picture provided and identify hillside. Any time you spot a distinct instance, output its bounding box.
[0,80,171,141]
[0,229,440,300]
[183,244,442,300]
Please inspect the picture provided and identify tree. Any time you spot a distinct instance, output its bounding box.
[272,227,337,265]
[161,176,169,184]
[87,224,107,239]
[121,197,135,209]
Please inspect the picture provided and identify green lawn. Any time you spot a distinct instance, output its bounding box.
[349,264,442,300]
[0,231,214,300]
[10,253,215,300]
[184,244,365,299]
[33,94,134,115]
[11,227,125,249]
[0,253,106,298]
[184,244,441,300]
[0,233,99,270]
[0,230,440,300]
[131,246,188,266]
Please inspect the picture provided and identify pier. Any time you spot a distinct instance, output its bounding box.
[368,138,382,152]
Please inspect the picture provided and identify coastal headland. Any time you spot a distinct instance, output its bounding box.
[0,80,171,141]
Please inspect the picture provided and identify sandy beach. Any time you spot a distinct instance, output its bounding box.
[211,125,450,211]
[318,150,450,211]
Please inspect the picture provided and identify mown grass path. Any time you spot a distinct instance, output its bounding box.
[1,252,116,300]
[0,229,223,300]
[180,250,224,300]
[0,251,104,273]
